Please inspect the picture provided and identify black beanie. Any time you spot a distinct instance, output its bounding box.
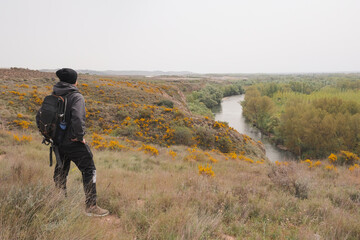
[56,68,78,84]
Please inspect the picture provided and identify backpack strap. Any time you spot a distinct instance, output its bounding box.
[52,91,78,123]
[49,144,53,167]
[48,91,78,168]
[49,142,63,168]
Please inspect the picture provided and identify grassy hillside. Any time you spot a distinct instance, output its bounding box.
[1,69,360,239]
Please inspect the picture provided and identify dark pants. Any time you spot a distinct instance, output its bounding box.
[53,142,97,208]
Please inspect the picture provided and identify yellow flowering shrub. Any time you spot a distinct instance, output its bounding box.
[275,160,288,166]
[13,134,32,144]
[339,150,360,165]
[91,133,106,149]
[16,84,29,88]
[328,153,337,163]
[213,121,227,129]
[349,164,360,172]
[325,164,337,171]
[184,147,219,163]
[168,150,177,160]
[301,159,313,168]
[204,152,218,163]
[228,152,237,159]
[312,160,322,168]
[108,140,125,150]
[91,133,127,151]
[239,155,254,163]
[139,144,159,156]
[13,120,31,129]
[256,159,265,164]
[198,164,215,177]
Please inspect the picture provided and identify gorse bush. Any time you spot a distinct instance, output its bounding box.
[216,136,233,153]
[137,108,152,119]
[116,109,130,121]
[156,99,174,108]
[195,126,216,149]
[172,126,195,145]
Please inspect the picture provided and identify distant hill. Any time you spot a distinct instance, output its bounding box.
[0,67,55,79]
[41,69,195,76]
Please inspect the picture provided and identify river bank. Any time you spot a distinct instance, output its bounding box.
[213,95,296,162]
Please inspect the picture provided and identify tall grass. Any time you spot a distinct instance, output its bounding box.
[1,130,360,239]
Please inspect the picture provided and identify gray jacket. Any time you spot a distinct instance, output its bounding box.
[52,82,86,145]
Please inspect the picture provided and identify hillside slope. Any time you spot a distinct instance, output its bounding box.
[1,69,360,239]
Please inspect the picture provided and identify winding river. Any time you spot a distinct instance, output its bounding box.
[213,95,295,162]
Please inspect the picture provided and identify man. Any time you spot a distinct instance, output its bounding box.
[52,68,109,217]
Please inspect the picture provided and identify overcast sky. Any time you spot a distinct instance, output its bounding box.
[0,0,359,73]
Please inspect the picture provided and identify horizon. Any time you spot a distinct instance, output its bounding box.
[7,67,360,75]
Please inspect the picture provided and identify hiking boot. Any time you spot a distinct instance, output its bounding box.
[85,205,109,217]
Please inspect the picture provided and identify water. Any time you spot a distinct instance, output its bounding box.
[213,95,296,162]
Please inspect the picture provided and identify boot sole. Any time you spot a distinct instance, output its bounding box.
[85,211,110,217]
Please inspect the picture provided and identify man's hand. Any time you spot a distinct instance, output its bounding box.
[71,138,86,144]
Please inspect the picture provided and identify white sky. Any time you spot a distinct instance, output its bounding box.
[0,0,359,73]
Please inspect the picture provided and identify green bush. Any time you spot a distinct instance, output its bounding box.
[156,100,174,108]
[116,110,130,121]
[216,136,233,153]
[138,109,152,119]
[113,124,140,137]
[187,101,213,117]
[172,126,195,146]
[195,126,216,148]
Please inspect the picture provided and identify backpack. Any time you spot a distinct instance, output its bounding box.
[36,92,74,167]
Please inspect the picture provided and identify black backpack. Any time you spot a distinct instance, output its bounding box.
[36,92,74,167]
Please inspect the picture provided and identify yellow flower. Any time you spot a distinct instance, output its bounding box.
[168,150,177,160]
[139,144,159,156]
[325,164,337,171]
[198,164,215,177]
[328,153,337,163]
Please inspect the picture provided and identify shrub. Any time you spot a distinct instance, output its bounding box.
[187,100,213,117]
[328,153,337,163]
[198,164,215,177]
[113,124,140,137]
[338,150,360,165]
[268,165,309,199]
[13,134,32,144]
[173,126,195,146]
[294,179,309,199]
[195,126,216,148]
[139,144,159,156]
[138,109,152,119]
[156,100,174,108]
[216,136,233,153]
[116,110,130,121]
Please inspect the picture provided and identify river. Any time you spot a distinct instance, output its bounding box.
[213,95,296,162]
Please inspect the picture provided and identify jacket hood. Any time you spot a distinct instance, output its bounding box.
[52,81,79,96]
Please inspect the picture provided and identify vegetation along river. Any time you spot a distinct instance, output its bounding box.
[213,95,295,162]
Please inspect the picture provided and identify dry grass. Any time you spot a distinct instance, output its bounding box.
[1,70,360,239]
[1,130,360,239]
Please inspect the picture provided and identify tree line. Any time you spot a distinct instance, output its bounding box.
[187,81,244,117]
[242,81,360,158]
